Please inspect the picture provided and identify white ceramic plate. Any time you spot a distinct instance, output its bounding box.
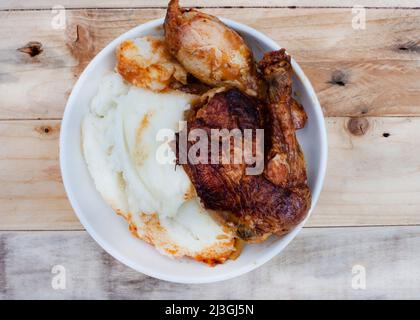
[60,17,327,284]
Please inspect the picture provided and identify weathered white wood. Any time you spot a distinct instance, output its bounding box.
[1,117,420,230]
[1,0,418,9]
[1,226,419,299]
[1,8,419,119]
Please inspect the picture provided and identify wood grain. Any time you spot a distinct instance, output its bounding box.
[1,8,419,119]
[1,117,420,230]
[1,226,420,299]
[1,0,418,9]
[0,2,418,299]
[310,116,420,227]
[0,120,79,230]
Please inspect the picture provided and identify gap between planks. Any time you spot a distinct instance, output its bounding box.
[1,6,420,11]
[1,224,420,232]
[2,115,420,122]
[1,0,419,10]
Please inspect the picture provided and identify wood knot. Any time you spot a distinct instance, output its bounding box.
[17,41,43,57]
[329,70,348,86]
[347,117,369,136]
[36,125,53,135]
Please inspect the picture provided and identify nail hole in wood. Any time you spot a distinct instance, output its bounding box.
[397,41,420,53]
[36,125,53,135]
[383,132,390,138]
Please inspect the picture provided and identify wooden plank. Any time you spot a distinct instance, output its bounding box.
[1,0,418,10]
[0,120,80,230]
[1,8,419,119]
[1,117,420,230]
[1,226,420,299]
[310,116,420,227]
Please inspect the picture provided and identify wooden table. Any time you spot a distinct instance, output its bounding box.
[1,0,419,299]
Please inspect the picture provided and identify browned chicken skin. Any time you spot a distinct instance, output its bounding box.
[178,86,310,242]
[167,1,311,242]
[164,0,306,130]
[290,98,307,130]
[176,51,311,242]
[259,50,308,188]
[164,0,259,96]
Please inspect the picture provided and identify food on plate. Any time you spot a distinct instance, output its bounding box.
[259,50,308,190]
[164,0,305,128]
[164,0,259,96]
[82,0,310,265]
[178,52,310,242]
[290,98,307,130]
[116,36,187,91]
[83,72,236,265]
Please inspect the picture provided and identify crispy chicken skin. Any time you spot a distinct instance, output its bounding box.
[178,86,310,242]
[116,36,187,91]
[164,0,306,129]
[259,50,308,188]
[290,98,307,130]
[177,51,311,242]
[165,2,310,243]
[164,0,259,96]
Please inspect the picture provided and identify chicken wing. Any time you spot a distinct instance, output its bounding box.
[164,0,259,96]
